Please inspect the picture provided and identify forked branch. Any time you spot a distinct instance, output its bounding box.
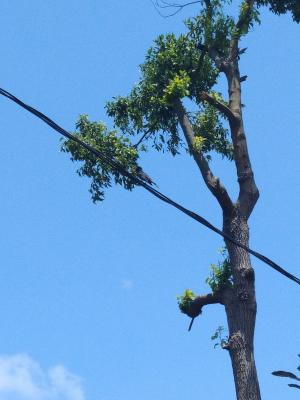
[174,99,234,214]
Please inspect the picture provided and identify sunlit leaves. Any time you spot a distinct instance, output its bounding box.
[163,71,191,103]
[107,30,219,154]
[185,2,235,57]
[177,289,197,314]
[190,100,233,160]
[107,17,232,159]
[205,248,233,292]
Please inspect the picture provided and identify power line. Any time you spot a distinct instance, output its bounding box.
[0,87,299,286]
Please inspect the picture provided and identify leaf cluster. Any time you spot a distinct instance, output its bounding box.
[62,2,239,201]
[106,30,219,156]
[177,289,197,314]
[185,0,235,56]
[61,115,140,202]
[190,97,233,160]
[206,248,233,292]
[211,325,229,348]
[257,0,300,22]
[237,2,261,38]
[107,5,235,159]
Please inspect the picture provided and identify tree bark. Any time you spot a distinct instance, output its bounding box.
[223,207,261,400]
[178,5,261,396]
[221,25,261,398]
[174,99,234,214]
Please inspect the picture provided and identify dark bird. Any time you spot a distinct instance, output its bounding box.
[240,75,248,82]
[238,47,247,55]
[135,166,158,187]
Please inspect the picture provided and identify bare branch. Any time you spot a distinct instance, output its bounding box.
[174,99,234,214]
[224,62,259,218]
[151,0,202,18]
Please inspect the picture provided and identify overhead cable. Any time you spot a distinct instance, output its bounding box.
[0,87,299,286]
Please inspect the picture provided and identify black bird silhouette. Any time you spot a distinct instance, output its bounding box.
[135,166,158,187]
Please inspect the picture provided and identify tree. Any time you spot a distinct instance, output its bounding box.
[61,1,299,399]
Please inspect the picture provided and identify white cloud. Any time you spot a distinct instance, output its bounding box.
[0,354,86,400]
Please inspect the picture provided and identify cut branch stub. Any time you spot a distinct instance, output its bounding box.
[178,292,221,319]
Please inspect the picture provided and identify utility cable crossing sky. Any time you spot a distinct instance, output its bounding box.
[0,87,299,286]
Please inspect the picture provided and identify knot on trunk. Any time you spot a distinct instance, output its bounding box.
[228,331,245,352]
[241,267,255,282]
[238,289,249,302]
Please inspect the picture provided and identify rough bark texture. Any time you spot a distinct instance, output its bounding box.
[179,24,261,398]
[223,208,261,400]
[175,3,262,397]
[185,211,261,399]
[221,31,261,399]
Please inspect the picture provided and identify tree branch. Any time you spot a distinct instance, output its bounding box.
[224,61,259,218]
[181,292,222,319]
[215,2,259,217]
[132,129,152,148]
[197,43,226,71]
[174,99,234,214]
[199,92,238,123]
[151,0,202,18]
[230,0,255,57]
[236,0,255,32]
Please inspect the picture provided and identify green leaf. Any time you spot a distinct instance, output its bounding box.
[61,115,142,202]
[205,248,233,292]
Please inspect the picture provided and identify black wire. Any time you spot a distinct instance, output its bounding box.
[1,87,300,286]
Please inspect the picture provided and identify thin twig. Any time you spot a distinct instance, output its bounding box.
[132,130,152,148]
[151,0,202,18]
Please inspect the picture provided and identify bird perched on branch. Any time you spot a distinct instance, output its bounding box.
[135,166,158,187]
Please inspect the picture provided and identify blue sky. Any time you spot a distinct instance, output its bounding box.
[0,1,299,399]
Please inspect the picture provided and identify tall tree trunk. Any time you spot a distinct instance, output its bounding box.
[223,208,261,400]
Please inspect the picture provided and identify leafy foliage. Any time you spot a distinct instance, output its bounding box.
[107,3,234,159]
[211,325,229,348]
[61,115,141,202]
[231,1,261,38]
[177,289,197,314]
[106,31,219,156]
[62,0,298,203]
[190,98,234,160]
[206,248,233,292]
[185,0,236,54]
[257,0,300,22]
